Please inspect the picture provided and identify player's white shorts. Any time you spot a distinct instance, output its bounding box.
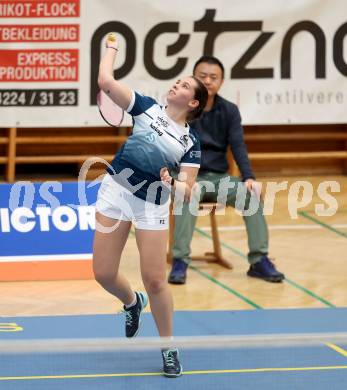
[96,173,170,230]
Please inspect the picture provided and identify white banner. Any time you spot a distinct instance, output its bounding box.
[0,0,346,126]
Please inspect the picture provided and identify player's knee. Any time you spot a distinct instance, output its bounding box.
[143,277,166,295]
[93,265,116,287]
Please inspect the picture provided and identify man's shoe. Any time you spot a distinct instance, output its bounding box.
[161,348,182,377]
[247,256,285,283]
[124,292,148,338]
[168,258,188,284]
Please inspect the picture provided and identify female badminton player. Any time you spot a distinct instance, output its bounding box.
[93,33,208,377]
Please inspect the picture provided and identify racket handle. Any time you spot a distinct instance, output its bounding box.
[106,33,119,51]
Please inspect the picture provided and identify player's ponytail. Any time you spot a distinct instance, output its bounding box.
[187,76,208,122]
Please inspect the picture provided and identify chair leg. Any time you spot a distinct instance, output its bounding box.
[209,207,233,269]
[169,201,233,269]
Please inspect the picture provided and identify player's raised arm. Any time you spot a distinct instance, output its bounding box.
[98,33,132,111]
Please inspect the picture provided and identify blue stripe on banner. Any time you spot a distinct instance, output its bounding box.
[0,181,99,257]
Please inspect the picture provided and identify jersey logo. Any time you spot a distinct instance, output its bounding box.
[145,132,157,143]
[150,122,163,136]
[190,150,201,158]
[180,135,189,146]
[157,116,169,128]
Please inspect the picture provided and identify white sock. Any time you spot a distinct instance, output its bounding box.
[124,293,137,309]
[162,336,174,351]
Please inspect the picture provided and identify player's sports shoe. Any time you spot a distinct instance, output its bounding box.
[168,258,188,284]
[124,292,148,338]
[161,348,182,377]
[247,256,285,283]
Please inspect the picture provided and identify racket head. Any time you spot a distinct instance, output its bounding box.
[97,90,124,127]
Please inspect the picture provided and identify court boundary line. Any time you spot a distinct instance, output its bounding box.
[189,265,262,309]
[194,226,336,308]
[299,211,347,239]
[198,223,347,231]
[1,365,347,381]
[326,343,347,358]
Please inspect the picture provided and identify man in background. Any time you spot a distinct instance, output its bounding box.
[168,56,285,285]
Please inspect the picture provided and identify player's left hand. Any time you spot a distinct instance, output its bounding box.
[160,167,172,185]
[245,179,262,201]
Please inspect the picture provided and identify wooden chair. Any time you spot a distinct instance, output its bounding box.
[167,201,233,269]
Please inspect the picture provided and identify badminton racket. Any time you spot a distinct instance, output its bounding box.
[97,89,124,127]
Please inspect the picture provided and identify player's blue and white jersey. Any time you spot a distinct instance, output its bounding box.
[107,91,201,204]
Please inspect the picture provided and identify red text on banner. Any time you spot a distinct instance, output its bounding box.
[0,0,80,18]
[0,49,79,82]
[0,24,79,42]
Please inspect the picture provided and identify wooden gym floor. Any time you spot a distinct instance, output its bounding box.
[1,175,346,317]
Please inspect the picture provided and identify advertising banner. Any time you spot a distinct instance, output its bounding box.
[0,180,98,261]
[0,0,346,126]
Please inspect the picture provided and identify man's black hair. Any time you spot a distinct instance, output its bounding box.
[193,56,225,79]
